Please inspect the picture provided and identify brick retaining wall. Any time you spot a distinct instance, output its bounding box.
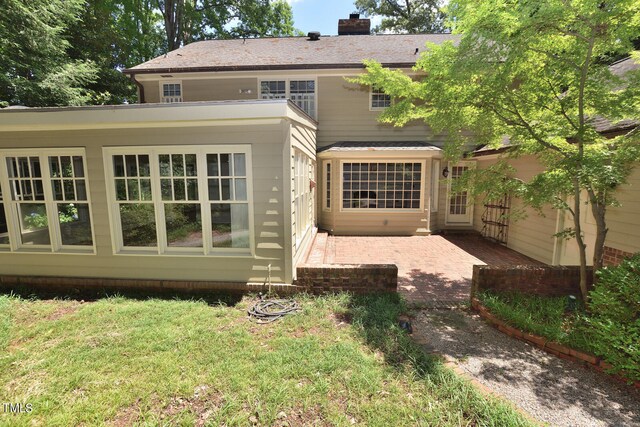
[471,265,591,297]
[295,264,398,293]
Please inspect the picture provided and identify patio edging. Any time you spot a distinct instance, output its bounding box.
[470,298,640,389]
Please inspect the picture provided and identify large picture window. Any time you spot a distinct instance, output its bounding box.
[104,146,253,255]
[342,161,422,210]
[0,149,94,252]
[260,79,316,118]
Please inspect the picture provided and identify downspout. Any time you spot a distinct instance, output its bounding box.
[128,74,145,104]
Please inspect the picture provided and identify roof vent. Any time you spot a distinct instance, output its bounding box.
[338,15,371,36]
[307,31,321,41]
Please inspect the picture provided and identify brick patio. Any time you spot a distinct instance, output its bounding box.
[304,233,542,306]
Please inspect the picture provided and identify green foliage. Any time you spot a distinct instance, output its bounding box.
[119,204,157,246]
[157,0,297,52]
[355,0,446,33]
[477,291,590,349]
[22,206,49,229]
[581,254,640,379]
[478,280,640,381]
[0,294,531,425]
[0,0,99,107]
[356,0,640,293]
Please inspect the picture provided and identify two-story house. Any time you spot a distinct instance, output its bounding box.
[0,15,463,291]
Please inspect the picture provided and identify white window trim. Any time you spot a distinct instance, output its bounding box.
[103,145,255,257]
[431,159,440,213]
[369,86,392,111]
[159,80,183,103]
[445,161,476,226]
[0,148,96,254]
[293,150,312,250]
[322,160,331,212]
[258,77,318,119]
[339,160,426,213]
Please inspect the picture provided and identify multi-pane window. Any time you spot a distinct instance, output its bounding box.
[342,162,422,210]
[323,161,331,211]
[0,149,94,252]
[105,146,252,255]
[289,80,316,119]
[370,86,391,110]
[449,165,469,215]
[113,154,156,247]
[260,81,286,99]
[161,82,182,103]
[293,150,312,248]
[260,79,316,118]
[0,185,9,245]
[160,154,202,248]
[49,156,93,246]
[207,153,249,249]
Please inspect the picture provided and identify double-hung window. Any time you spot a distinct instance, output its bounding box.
[342,161,423,210]
[161,81,182,103]
[0,149,95,252]
[370,86,391,110]
[104,146,253,255]
[260,79,316,119]
[293,150,312,249]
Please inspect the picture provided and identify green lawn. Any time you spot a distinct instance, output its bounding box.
[0,292,532,426]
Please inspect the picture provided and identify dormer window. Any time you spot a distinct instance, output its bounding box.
[161,82,182,103]
[370,86,391,110]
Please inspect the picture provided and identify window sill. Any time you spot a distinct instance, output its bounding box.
[1,247,96,255]
[114,249,254,258]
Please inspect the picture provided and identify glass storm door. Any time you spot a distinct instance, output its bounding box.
[446,163,474,225]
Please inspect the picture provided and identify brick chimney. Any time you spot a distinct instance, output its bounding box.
[338,13,371,35]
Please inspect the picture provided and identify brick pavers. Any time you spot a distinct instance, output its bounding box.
[308,233,542,306]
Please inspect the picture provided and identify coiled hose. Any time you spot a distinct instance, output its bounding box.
[248,297,300,323]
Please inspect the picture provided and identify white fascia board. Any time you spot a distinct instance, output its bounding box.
[317,149,442,159]
[0,100,317,132]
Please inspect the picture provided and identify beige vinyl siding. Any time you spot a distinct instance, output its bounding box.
[605,165,640,255]
[472,156,556,264]
[316,76,446,149]
[142,78,258,103]
[0,124,289,284]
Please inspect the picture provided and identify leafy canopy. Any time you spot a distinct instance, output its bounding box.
[355,0,446,33]
[356,0,640,211]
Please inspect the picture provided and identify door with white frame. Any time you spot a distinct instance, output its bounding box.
[445,161,475,226]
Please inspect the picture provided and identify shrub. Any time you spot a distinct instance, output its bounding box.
[581,253,640,380]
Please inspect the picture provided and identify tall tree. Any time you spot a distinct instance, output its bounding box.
[65,0,164,104]
[156,0,297,52]
[355,0,446,33]
[0,0,99,107]
[355,0,640,300]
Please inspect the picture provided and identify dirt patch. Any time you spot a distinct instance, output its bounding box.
[161,385,225,426]
[108,399,141,427]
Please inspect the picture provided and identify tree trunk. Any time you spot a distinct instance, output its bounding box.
[588,188,608,278]
[572,178,589,301]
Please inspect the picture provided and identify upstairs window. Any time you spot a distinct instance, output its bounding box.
[370,86,391,110]
[161,82,182,103]
[260,79,316,119]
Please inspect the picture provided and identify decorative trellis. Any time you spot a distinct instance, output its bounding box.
[481,194,511,244]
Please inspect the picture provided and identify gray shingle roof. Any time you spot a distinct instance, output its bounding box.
[318,141,442,153]
[124,34,459,74]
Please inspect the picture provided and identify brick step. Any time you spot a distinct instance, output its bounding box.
[305,231,328,265]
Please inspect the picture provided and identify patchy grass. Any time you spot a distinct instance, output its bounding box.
[476,291,591,352]
[0,292,532,426]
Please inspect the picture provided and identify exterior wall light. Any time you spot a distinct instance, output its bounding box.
[442,166,449,178]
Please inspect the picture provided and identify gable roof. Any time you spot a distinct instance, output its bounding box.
[123,34,459,74]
